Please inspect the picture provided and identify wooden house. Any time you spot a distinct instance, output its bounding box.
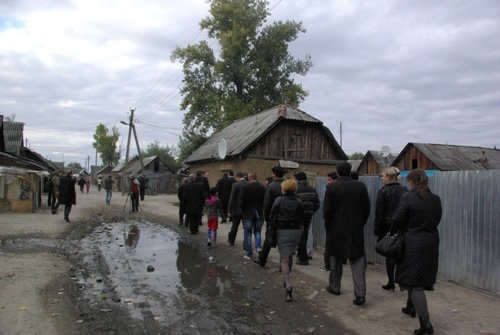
[357,151,397,175]
[391,143,500,173]
[183,104,347,186]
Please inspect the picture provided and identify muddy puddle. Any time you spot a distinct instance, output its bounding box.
[77,220,254,331]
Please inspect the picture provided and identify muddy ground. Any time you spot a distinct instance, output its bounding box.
[0,190,499,335]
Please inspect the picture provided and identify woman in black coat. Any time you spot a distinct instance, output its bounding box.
[393,169,442,335]
[270,179,304,302]
[374,167,408,292]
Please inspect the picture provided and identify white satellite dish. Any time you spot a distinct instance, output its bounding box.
[218,138,227,159]
[380,145,391,158]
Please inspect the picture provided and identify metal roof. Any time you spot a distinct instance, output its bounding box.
[184,104,332,163]
[3,121,24,154]
[395,143,500,171]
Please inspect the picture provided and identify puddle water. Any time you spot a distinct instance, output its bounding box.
[80,221,246,325]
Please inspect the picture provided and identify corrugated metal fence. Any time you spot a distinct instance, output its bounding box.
[312,170,500,293]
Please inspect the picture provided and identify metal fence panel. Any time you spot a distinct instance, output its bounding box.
[312,170,500,293]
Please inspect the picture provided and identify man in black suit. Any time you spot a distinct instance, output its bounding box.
[182,174,205,234]
[323,161,371,306]
[227,171,248,246]
[238,172,266,260]
[215,172,236,223]
[58,170,76,222]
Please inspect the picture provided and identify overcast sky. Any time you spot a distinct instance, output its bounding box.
[1,0,499,168]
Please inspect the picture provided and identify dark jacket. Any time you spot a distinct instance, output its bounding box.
[59,175,76,205]
[270,193,304,229]
[374,182,408,239]
[228,179,248,216]
[296,180,320,222]
[323,176,371,259]
[104,177,113,190]
[182,180,205,215]
[138,176,146,189]
[394,188,442,288]
[238,181,266,220]
[263,178,284,221]
[215,177,236,202]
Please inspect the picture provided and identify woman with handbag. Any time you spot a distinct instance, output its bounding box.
[270,179,304,302]
[374,167,408,292]
[393,169,442,335]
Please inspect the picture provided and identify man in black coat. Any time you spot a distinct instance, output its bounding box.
[254,166,285,267]
[182,174,205,234]
[227,171,248,246]
[215,172,236,223]
[238,172,266,259]
[58,170,76,222]
[294,172,320,265]
[323,161,371,306]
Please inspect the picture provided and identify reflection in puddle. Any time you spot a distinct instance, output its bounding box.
[83,221,244,323]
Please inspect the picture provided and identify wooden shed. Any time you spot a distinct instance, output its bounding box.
[391,143,500,172]
[357,151,397,176]
[183,104,347,186]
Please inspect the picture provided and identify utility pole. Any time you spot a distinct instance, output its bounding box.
[122,107,135,195]
[95,148,98,176]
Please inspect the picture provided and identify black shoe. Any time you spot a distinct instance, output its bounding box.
[296,260,309,266]
[325,286,340,295]
[382,283,395,292]
[228,240,235,246]
[353,297,366,306]
[285,287,293,302]
[308,256,313,260]
[414,315,434,335]
[253,257,265,267]
[64,217,70,223]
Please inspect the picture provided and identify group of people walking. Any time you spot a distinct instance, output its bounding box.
[178,163,441,334]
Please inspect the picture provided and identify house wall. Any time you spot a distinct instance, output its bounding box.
[393,146,439,171]
[358,155,384,175]
[0,168,41,212]
[189,157,338,187]
[248,121,341,161]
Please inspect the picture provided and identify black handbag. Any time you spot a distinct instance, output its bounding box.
[375,229,403,260]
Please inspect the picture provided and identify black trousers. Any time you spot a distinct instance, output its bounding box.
[64,204,72,220]
[297,217,312,262]
[187,214,201,233]
[227,214,242,245]
[140,188,145,201]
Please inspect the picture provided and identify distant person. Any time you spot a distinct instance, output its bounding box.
[58,170,76,222]
[215,172,236,223]
[323,161,370,306]
[97,175,102,192]
[129,175,140,212]
[78,177,85,193]
[178,177,189,226]
[227,171,248,246]
[254,166,285,267]
[294,172,320,266]
[320,172,338,272]
[51,172,62,214]
[271,179,304,302]
[238,172,266,260]
[393,169,442,335]
[374,167,408,292]
[45,173,55,207]
[182,174,205,234]
[85,179,91,193]
[138,175,147,201]
[205,187,222,247]
[104,175,114,205]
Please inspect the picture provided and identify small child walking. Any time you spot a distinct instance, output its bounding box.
[205,187,222,247]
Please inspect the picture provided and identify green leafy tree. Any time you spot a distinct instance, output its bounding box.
[171,0,312,135]
[142,140,180,171]
[350,152,365,160]
[66,162,83,171]
[177,127,209,164]
[92,124,121,167]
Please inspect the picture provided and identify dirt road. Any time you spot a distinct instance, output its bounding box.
[0,190,498,334]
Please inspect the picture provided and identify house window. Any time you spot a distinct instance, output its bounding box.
[412,159,418,169]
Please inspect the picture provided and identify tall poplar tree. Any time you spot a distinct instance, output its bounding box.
[171,0,312,136]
